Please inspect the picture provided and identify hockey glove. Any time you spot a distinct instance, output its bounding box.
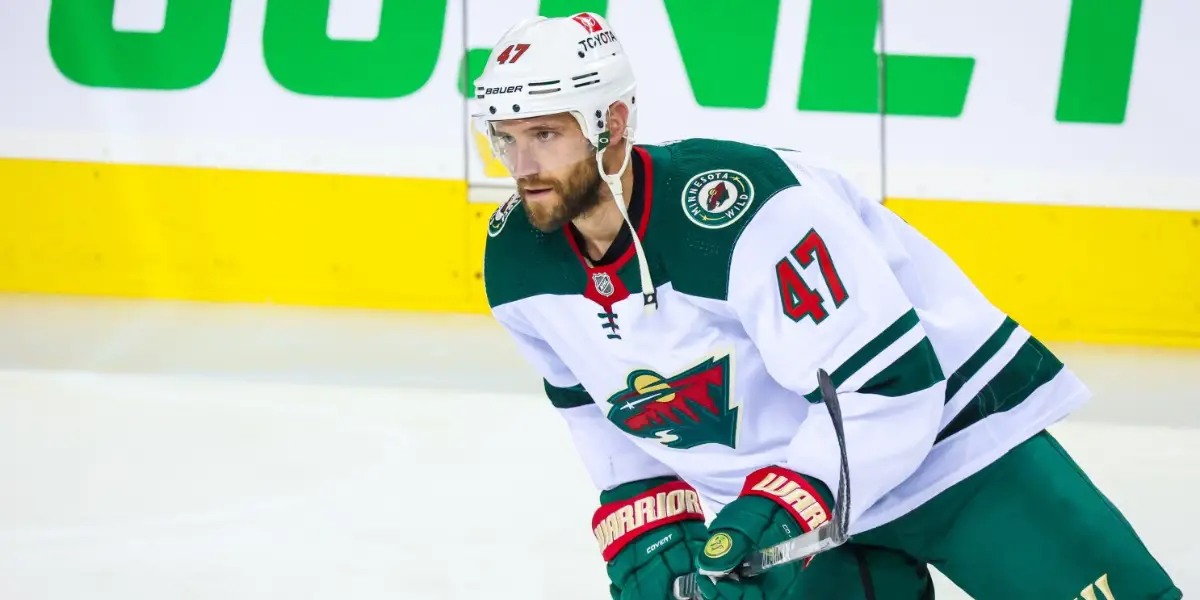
[595,476,708,600]
[695,466,834,600]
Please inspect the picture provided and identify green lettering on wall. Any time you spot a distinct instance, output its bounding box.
[458,49,494,99]
[48,0,232,90]
[459,0,608,98]
[536,0,608,18]
[797,0,974,117]
[662,0,780,109]
[264,0,447,99]
[1056,0,1142,124]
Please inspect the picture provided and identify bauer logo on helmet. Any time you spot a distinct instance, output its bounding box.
[482,85,524,96]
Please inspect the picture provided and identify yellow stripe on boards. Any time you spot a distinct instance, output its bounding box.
[885,198,1200,349]
[0,158,483,314]
[1,155,1197,348]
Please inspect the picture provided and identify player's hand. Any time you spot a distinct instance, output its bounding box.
[606,516,707,600]
[694,466,834,600]
[596,478,709,600]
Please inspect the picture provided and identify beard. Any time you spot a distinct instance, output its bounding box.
[518,157,604,233]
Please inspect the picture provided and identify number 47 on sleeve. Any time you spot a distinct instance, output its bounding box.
[775,228,849,325]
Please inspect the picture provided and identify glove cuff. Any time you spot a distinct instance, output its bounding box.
[739,466,833,534]
[592,480,705,561]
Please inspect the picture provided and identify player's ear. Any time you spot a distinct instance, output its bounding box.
[605,101,630,144]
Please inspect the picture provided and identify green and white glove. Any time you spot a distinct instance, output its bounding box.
[695,466,835,600]
[594,476,709,600]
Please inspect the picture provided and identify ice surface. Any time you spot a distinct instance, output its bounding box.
[0,293,1195,599]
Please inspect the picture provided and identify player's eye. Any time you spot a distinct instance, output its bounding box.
[536,130,557,142]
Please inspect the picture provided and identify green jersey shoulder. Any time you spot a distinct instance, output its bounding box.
[644,138,803,301]
[482,192,583,309]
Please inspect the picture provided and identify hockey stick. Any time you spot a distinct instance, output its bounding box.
[671,368,851,600]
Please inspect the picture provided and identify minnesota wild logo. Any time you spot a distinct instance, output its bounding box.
[682,169,755,229]
[605,354,739,450]
[487,193,522,238]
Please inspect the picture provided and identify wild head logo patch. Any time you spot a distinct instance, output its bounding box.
[682,169,754,229]
[605,354,739,450]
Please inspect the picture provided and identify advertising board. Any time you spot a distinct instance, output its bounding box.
[0,1,1196,345]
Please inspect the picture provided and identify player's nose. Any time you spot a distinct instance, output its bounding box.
[509,147,542,178]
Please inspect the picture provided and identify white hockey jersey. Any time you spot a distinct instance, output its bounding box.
[483,138,1090,536]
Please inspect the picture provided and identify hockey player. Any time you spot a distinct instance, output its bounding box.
[474,12,1180,600]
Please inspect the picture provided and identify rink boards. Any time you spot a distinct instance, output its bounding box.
[0,0,1197,347]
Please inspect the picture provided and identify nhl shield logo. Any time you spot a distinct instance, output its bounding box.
[592,272,615,297]
[682,169,755,229]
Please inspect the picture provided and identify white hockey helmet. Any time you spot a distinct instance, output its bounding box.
[469,12,638,164]
[471,13,657,314]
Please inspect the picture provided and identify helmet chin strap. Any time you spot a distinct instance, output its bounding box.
[597,130,657,315]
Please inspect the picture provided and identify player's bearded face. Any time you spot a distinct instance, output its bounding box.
[518,156,603,232]
[492,114,604,233]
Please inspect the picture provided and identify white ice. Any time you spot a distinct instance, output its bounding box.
[0,293,1195,599]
